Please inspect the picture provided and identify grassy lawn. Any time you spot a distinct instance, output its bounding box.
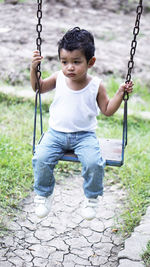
[142,240,150,267]
[0,79,150,242]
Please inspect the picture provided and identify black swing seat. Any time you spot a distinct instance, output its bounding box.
[61,138,123,167]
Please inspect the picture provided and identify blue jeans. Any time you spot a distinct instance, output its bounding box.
[32,128,105,199]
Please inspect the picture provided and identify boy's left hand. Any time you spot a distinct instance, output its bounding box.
[119,80,134,95]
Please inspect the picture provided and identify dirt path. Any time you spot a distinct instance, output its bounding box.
[0,176,126,267]
[0,1,150,86]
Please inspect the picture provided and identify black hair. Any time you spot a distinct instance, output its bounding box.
[58,27,95,62]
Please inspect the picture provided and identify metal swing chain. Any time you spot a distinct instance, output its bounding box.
[122,0,143,150]
[33,0,43,154]
[124,0,143,100]
[36,0,42,79]
[36,0,43,134]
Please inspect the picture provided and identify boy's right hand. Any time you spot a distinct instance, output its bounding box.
[31,50,43,70]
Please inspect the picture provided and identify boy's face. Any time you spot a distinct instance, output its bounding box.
[59,49,95,82]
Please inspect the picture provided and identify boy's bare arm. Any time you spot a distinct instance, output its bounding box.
[97,81,133,116]
[30,51,58,93]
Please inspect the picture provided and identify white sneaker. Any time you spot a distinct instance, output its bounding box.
[81,197,99,220]
[34,194,53,218]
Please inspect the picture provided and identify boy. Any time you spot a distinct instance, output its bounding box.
[30,27,133,220]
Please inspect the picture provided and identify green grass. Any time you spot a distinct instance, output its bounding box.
[96,114,150,234]
[142,241,150,267]
[97,78,150,237]
[0,136,32,209]
[0,80,150,244]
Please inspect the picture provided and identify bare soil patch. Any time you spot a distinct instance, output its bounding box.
[0,0,150,85]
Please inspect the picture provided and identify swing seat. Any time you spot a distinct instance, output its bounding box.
[61,138,123,167]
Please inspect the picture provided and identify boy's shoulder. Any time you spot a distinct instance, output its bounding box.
[53,71,60,78]
[90,75,102,87]
[49,71,60,82]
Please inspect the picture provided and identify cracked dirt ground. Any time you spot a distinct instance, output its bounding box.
[0,175,125,267]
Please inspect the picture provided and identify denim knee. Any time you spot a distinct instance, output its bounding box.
[83,153,104,170]
[32,151,48,167]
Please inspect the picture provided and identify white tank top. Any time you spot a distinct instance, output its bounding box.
[49,71,101,132]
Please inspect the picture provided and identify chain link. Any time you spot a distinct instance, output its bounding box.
[36,0,42,80]
[124,0,143,100]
